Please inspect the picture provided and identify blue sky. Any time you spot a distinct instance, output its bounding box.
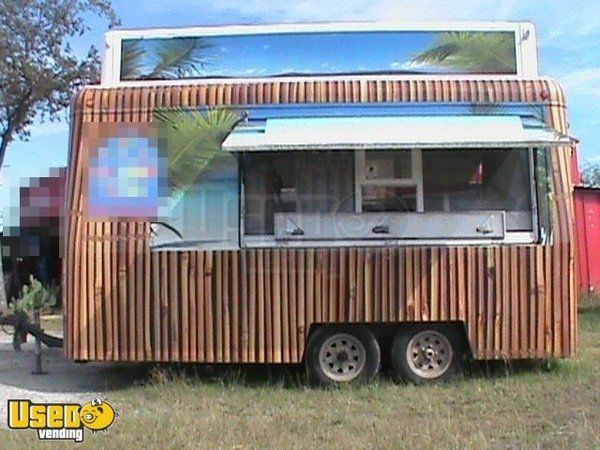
[2,0,599,212]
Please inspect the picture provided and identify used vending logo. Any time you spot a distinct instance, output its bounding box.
[7,397,117,442]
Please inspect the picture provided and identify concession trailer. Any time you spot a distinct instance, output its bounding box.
[64,22,578,384]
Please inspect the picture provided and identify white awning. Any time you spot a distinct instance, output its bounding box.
[221,115,575,152]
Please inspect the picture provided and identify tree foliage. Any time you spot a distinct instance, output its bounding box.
[120,37,213,80]
[155,108,241,194]
[581,160,600,187]
[10,275,59,319]
[411,32,517,74]
[0,0,119,165]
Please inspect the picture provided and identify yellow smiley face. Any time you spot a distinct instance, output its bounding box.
[79,398,116,432]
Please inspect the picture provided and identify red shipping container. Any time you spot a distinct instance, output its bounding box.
[574,186,600,292]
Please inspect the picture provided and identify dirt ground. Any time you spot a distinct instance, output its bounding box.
[0,331,148,426]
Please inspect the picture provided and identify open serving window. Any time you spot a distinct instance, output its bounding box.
[221,114,570,248]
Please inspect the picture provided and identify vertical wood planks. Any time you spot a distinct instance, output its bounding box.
[65,78,576,364]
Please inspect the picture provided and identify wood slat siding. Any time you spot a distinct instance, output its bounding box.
[64,78,577,363]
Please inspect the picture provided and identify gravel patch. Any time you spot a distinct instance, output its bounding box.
[0,332,149,427]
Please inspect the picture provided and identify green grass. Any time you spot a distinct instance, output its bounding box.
[40,315,63,334]
[3,302,599,449]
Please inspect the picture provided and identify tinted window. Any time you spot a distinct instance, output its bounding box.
[243,152,354,235]
[422,149,533,231]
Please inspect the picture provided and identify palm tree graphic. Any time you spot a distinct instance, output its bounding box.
[155,108,241,194]
[120,37,213,80]
[411,32,517,74]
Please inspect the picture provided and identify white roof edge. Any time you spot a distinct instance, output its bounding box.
[105,21,530,38]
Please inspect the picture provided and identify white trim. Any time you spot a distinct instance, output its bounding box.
[242,232,535,249]
[355,151,364,213]
[224,140,573,151]
[518,23,538,79]
[414,149,424,212]
[106,21,532,37]
[100,33,113,84]
[101,21,538,85]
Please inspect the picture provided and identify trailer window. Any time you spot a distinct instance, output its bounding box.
[241,148,539,246]
[422,149,533,231]
[243,151,354,236]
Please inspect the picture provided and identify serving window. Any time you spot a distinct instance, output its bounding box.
[242,151,355,236]
[357,150,421,213]
[84,112,563,250]
[241,147,543,246]
[422,149,533,232]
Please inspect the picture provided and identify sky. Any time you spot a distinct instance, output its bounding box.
[2,0,599,212]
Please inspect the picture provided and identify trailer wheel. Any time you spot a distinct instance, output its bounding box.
[391,328,462,384]
[305,326,381,386]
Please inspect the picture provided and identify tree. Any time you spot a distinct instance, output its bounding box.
[0,0,119,166]
[0,0,119,311]
[581,160,600,187]
[411,32,517,74]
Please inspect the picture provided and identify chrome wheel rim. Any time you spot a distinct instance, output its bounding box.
[319,333,367,382]
[406,330,453,379]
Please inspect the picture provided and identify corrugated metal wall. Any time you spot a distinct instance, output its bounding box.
[575,186,600,292]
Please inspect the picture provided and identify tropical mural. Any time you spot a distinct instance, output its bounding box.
[151,108,241,247]
[411,32,517,74]
[121,37,214,80]
[119,30,517,81]
[154,108,240,194]
[85,109,240,246]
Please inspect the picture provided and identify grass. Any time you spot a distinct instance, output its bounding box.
[3,299,599,449]
[40,315,63,334]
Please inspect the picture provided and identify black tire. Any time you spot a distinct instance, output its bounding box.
[391,327,464,384]
[305,325,381,386]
